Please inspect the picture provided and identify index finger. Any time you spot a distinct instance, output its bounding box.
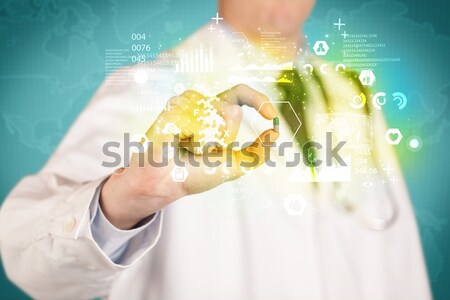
[217,84,278,120]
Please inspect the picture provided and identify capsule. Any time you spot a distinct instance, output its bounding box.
[273,117,279,132]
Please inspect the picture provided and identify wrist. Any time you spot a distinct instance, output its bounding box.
[100,170,155,230]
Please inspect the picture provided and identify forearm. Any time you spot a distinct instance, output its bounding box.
[99,165,180,230]
[0,173,162,299]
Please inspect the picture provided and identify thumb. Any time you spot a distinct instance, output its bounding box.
[227,129,279,179]
[256,129,280,149]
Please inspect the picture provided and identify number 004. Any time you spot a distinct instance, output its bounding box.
[131,33,146,40]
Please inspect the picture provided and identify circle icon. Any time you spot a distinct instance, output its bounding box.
[350,92,367,109]
[372,92,387,110]
[320,63,329,75]
[392,92,407,110]
[283,194,308,216]
[335,64,346,72]
[162,122,181,135]
[406,136,422,152]
[302,63,314,74]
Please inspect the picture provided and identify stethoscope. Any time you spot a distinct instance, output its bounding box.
[333,174,398,231]
[304,63,399,231]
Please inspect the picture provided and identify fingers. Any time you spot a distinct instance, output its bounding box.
[225,129,280,180]
[217,84,278,120]
[215,102,243,146]
[149,92,206,144]
[149,87,276,157]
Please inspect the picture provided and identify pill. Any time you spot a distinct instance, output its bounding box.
[273,117,279,132]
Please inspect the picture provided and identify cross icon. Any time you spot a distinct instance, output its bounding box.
[383,164,395,176]
[341,31,349,38]
[207,25,216,32]
[390,176,399,183]
[211,12,223,24]
[333,18,346,31]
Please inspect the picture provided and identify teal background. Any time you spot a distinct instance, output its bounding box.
[0,0,449,299]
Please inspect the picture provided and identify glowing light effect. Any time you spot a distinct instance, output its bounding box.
[407,136,422,152]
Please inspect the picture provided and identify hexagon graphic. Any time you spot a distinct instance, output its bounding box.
[250,101,302,144]
[171,166,189,182]
[313,41,329,56]
[385,128,403,145]
[228,32,250,49]
[359,70,376,86]
[283,194,308,215]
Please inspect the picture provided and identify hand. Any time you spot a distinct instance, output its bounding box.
[100,84,279,229]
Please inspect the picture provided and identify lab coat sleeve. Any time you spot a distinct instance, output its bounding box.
[0,173,163,300]
[0,66,166,299]
[89,181,161,264]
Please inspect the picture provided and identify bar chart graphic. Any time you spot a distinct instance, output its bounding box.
[175,44,214,73]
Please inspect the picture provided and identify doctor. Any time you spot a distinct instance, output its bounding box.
[0,0,431,299]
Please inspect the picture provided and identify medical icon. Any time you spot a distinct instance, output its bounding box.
[385,128,403,145]
[283,194,308,215]
[162,122,181,135]
[359,70,375,86]
[392,92,407,110]
[372,92,387,110]
[313,41,329,56]
[382,163,395,176]
[350,93,366,109]
[171,166,189,182]
[273,117,279,132]
[211,12,223,24]
[333,18,346,30]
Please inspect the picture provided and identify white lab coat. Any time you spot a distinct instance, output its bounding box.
[0,22,431,300]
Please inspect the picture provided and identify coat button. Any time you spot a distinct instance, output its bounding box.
[63,217,77,232]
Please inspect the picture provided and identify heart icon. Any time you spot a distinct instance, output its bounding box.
[385,128,403,145]
[388,132,399,141]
